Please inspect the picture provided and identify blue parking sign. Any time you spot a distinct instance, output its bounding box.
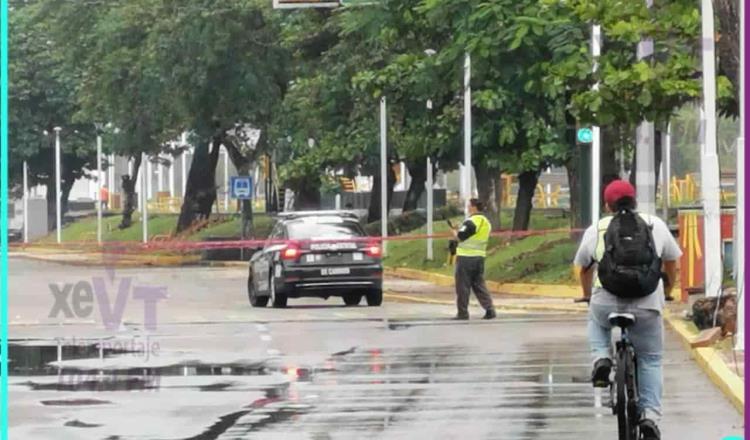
[230,176,253,200]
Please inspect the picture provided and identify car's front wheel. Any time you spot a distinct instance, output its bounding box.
[365,289,383,307]
[248,276,269,308]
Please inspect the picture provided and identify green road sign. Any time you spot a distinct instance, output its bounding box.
[577,127,593,144]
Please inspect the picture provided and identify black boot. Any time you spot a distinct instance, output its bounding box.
[591,358,612,388]
[639,418,661,440]
[483,308,497,320]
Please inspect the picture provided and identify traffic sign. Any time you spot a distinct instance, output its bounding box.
[577,127,593,144]
[230,176,253,200]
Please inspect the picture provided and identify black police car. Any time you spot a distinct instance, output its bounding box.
[247,211,383,308]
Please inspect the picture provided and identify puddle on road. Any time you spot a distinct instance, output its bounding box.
[8,342,308,395]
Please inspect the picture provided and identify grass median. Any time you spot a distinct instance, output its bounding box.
[384,210,578,285]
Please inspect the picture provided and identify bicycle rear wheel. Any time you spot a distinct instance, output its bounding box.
[625,350,640,440]
[615,348,630,440]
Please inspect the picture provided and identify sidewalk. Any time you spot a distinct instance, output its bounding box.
[384,276,586,314]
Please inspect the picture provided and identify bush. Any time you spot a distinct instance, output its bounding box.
[435,203,462,220]
[365,210,427,236]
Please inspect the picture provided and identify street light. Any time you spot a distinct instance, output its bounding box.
[53,127,62,244]
[380,96,388,256]
[591,25,601,226]
[463,53,472,215]
[424,48,436,260]
[94,123,105,244]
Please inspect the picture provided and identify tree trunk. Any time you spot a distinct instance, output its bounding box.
[367,163,396,223]
[513,170,539,231]
[223,136,257,239]
[475,162,501,231]
[176,138,221,233]
[402,159,427,212]
[119,154,141,230]
[491,172,503,230]
[629,129,663,201]
[45,183,56,232]
[563,103,583,229]
[716,0,739,114]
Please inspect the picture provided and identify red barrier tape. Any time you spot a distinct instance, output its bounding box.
[10,227,585,255]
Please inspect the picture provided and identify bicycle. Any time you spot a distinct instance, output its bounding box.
[609,312,640,440]
[574,298,640,440]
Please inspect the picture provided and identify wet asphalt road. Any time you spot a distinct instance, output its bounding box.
[7,258,745,439]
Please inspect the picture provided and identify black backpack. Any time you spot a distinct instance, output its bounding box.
[597,210,663,299]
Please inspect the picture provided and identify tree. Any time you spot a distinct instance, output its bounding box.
[48,0,290,234]
[716,0,739,116]
[147,0,289,232]
[44,0,182,229]
[8,2,97,230]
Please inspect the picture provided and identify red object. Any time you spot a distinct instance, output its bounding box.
[364,240,382,258]
[99,187,109,202]
[281,241,301,261]
[677,209,735,302]
[603,180,636,206]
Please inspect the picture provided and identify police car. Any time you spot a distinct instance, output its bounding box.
[247,211,383,308]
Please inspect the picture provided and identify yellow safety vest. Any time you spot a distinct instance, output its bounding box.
[456,214,491,258]
[593,213,653,288]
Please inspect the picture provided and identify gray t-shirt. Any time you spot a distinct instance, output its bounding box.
[573,213,682,313]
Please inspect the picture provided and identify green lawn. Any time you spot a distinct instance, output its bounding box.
[37,213,274,243]
[384,210,577,285]
[191,215,274,241]
[37,208,577,285]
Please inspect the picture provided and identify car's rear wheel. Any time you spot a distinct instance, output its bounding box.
[365,289,383,306]
[343,293,362,306]
[270,275,288,308]
[248,275,269,307]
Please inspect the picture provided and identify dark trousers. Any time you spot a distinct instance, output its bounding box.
[455,256,494,316]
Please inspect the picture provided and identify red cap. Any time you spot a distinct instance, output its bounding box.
[604,180,636,206]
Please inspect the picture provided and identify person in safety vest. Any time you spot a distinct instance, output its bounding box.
[573,180,681,440]
[450,198,496,320]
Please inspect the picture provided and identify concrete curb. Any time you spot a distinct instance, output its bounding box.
[10,251,202,267]
[665,316,744,413]
[383,292,586,314]
[384,267,580,299]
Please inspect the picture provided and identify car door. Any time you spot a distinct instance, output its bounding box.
[253,222,284,295]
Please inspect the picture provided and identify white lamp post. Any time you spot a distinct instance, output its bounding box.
[95,128,103,243]
[463,53,472,215]
[699,0,723,298]
[735,0,745,350]
[380,96,388,256]
[591,24,602,226]
[22,161,29,243]
[53,127,62,244]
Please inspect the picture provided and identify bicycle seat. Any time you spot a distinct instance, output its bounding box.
[608,313,636,329]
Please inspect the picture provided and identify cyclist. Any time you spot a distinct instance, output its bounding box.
[573,180,681,440]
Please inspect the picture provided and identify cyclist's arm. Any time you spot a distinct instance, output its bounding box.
[655,217,682,301]
[573,225,597,301]
[580,265,595,299]
[663,260,678,299]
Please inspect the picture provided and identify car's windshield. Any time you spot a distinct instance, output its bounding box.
[286,221,362,240]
